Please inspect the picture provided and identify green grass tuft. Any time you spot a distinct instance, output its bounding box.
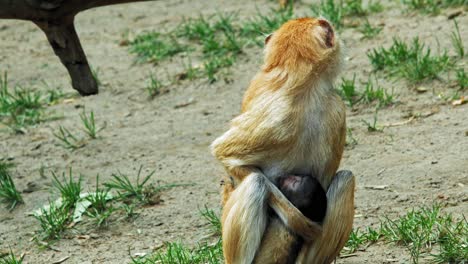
[359,19,382,39]
[0,161,23,210]
[402,0,467,14]
[451,19,464,58]
[80,109,99,139]
[455,68,467,90]
[51,168,82,209]
[131,209,223,264]
[367,38,452,83]
[84,176,114,228]
[53,126,83,150]
[0,72,66,132]
[361,78,395,107]
[104,166,155,203]
[380,205,467,264]
[0,249,24,264]
[200,206,222,235]
[311,0,344,29]
[146,74,164,98]
[338,74,359,106]
[129,32,187,63]
[33,202,71,241]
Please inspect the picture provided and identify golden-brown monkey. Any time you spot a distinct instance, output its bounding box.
[211,17,354,264]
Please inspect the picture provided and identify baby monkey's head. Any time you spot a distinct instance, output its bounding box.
[263,17,343,79]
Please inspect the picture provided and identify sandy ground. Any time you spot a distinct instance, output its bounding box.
[0,0,467,263]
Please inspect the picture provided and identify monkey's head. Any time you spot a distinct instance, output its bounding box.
[263,17,343,80]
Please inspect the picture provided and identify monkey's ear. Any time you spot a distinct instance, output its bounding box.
[264,33,273,45]
[317,19,335,48]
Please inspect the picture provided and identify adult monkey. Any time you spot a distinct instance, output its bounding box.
[212,17,355,264]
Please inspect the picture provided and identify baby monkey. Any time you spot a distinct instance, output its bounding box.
[279,174,327,223]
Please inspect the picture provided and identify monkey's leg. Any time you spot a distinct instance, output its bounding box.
[254,218,301,264]
[296,170,355,264]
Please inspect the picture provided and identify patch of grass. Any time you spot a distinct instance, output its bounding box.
[0,161,23,210]
[361,78,395,107]
[345,128,358,147]
[129,32,187,63]
[311,0,344,29]
[380,205,467,264]
[104,167,155,203]
[51,169,82,209]
[131,8,294,83]
[121,203,138,219]
[344,228,367,253]
[344,226,381,253]
[83,176,114,227]
[311,0,383,29]
[91,67,102,88]
[402,0,467,14]
[53,126,83,150]
[85,175,110,214]
[146,73,163,98]
[367,38,452,83]
[80,109,100,139]
[433,215,468,263]
[402,0,440,14]
[200,206,222,235]
[203,55,235,83]
[451,19,464,58]
[359,19,382,39]
[455,68,467,90]
[0,72,66,132]
[176,15,216,41]
[133,240,223,264]
[180,59,201,81]
[86,206,115,227]
[131,209,223,264]
[338,74,359,106]
[343,205,467,263]
[0,249,24,264]
[33,202,70,241]
[361,108,383,132]
[240,7,294,44]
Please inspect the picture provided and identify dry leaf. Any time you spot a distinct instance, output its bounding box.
[416,86,428,93]
[452,96,466,106]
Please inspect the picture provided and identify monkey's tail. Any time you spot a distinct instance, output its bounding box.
[222,172,269,264]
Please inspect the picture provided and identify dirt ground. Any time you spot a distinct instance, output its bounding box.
[0,0,467,263]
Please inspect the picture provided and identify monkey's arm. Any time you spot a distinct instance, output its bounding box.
[211,109,295,181]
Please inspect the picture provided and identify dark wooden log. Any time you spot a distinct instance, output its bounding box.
[35,18,97,95]
[0,0,154,95]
